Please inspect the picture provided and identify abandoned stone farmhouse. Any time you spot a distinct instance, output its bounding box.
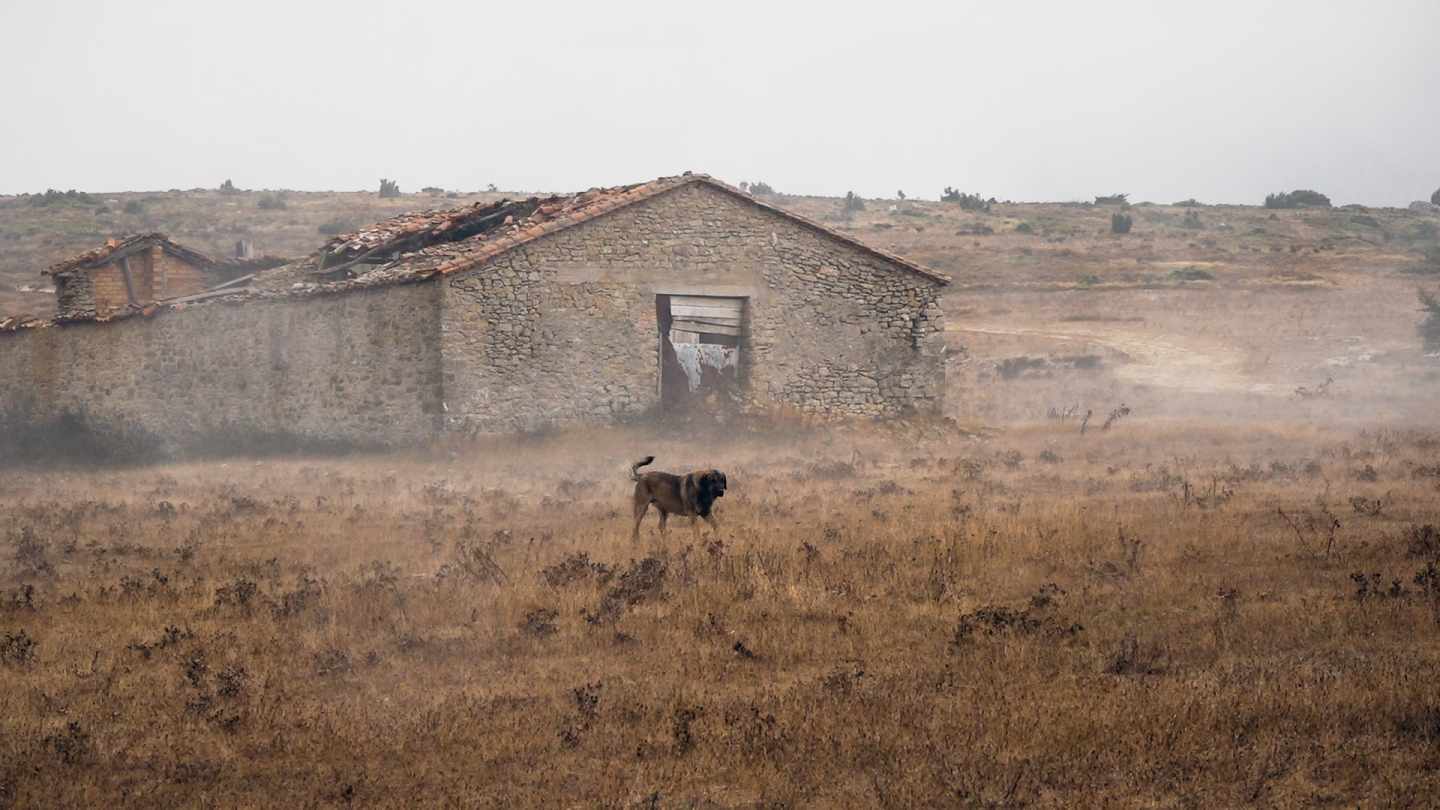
[0,173,949,452]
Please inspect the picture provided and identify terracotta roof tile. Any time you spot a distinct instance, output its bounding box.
[45,233,218,277]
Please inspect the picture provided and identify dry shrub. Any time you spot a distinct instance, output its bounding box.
[1104,634,1170,676]
[540,552,613,587]
[519,608,559,638]
[1407,524,1440,558]
[0,628,37,666]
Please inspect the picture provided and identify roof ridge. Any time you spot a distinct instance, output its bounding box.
[45,232,218,276]
[430,173,950,285]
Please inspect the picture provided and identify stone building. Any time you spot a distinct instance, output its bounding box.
[1,174,949,453]
[43,233,262,320]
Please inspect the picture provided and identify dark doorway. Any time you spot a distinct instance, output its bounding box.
[656,295,744,411]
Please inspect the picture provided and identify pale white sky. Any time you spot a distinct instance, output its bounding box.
[1,0,1435,205]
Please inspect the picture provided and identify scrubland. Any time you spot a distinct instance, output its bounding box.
[5,420,1440,807]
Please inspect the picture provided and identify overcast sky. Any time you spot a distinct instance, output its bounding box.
[1,1,1435,205]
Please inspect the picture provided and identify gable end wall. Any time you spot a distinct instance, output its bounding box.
[440,182,946,435]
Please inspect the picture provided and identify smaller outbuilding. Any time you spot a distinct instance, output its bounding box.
[43,233,271,320]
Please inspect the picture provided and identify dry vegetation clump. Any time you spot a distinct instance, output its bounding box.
[3,421,1440,805]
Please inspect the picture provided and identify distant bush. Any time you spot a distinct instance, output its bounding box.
[740,181,775,196]
[256,193,287,210]
[1180,209,1203,229]
[1421,288,1440,353]
[940,188,991,211]
[379,178,401,198]
[1432,187,1440,206]
[1410,222,1440,244]
[1095,193,1129,206]
[1173,198,1203,207]
[1014,222,1035,234]
[1265,189,1331,209]
[122,200,144,215]
[1169,266,1215,282]
[1111,212,1133,234]
[27,189,97,207]
[843,191,865,213]
[317,220,353,236]
[219,179,239,194]
[896,190,906,200]
[1411,246,1440,277]
[421,186,444,194]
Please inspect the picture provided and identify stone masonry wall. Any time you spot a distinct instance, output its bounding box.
[0,282,442,455]
[441,183,946,435]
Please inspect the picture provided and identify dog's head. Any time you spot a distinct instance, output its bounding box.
[688,469,727,516]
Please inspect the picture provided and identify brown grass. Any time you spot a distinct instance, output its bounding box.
[4,420,1440,806]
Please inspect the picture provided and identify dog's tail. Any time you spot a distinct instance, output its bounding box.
[630,456,655,481]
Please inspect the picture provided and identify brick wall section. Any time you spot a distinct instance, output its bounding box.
[441,183,946,435]
[156,252,211,298]
[90,261,133,315]
[56,250,213,319]
[0,282,442,452]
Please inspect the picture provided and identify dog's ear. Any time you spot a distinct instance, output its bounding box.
[681,472,698,509]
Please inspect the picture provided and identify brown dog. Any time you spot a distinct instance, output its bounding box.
[630,456,727,539]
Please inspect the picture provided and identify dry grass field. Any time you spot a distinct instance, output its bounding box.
[5,419,1440,807]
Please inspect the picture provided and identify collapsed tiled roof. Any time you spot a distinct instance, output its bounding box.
[253,173,951,293]
[4,173,948,333]
[45,233,216,277]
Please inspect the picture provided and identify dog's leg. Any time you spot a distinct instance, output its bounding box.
[657,510,670,539]
[703,513,720,535]
[632,496,650,541]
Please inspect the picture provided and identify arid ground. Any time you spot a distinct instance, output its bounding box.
[4,420,1440,807]
[3,186,1440,807]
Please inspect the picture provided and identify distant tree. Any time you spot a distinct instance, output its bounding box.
[487,183,498,193]
[843,191,866,213]
[256,192,287,210]
[1111,212,1133,234]
[1095,193,1129,206]
[897,190,906,200]
[421,186,444,195]
[1173,198,1203,207]
[1432,187,1440,206]
[379,178,401,198]
[1420,287,1440,353]
[940,187,991,211]
[744,181,776,196]
[1265,189,1331,209]
[219,179,239,194]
